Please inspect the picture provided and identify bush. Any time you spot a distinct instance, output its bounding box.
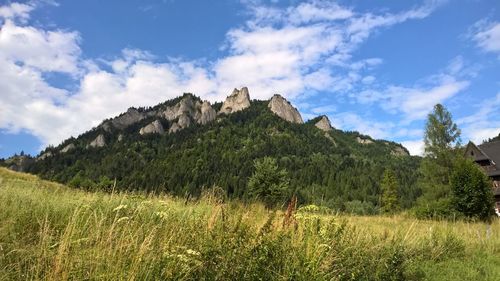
[451,158,494,221]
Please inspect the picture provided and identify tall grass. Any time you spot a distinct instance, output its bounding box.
[0,168,499,280]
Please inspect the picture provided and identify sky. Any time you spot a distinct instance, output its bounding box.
[0,0,499,158]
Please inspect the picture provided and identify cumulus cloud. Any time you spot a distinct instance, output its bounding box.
[352,57,471,123]
[0,0,445,150]
[0,2,33,22]
[400,140,424,156]
[470,20,500,54]
[457,93,500,144]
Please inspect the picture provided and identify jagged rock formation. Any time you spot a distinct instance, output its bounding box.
[218,87,251,115]
[161,95,198,121]
[391,146,410,156]
[38,151,52,161]
[169,122,181,134]
[88,134,106,148]
[60,143,75,153]
[102,108,146,131]
[5,155,34,172]
[139,120,164,135]
[268,94,303,124]
[199,101,216,125]
[159,95,216,132]
[315,116,333,131]
[356,137,374,144]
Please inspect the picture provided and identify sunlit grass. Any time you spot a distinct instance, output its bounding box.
[0,167,499,280]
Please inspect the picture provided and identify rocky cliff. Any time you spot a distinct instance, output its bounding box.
[268,94,303,124]
[315,116,333,131]
[219,87,251,115]
[140,120,164,135]
[88,134,106,148]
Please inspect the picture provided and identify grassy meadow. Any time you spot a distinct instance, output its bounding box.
[0,167,499,280]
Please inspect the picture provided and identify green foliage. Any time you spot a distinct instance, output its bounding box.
[28,98,422,211]
[343,200,378,215]
[423,104,461,158]
[451,157,494,222]
[248,157,289,208]
[381,169,400,214]
[417,104,462,218]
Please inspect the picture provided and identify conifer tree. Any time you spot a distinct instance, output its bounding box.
[248,157,289,208]
[416,104,461,217]
[381,169,400,214]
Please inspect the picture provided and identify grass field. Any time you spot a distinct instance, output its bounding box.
[0,167,499,280]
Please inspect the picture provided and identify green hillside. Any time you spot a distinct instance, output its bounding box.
[19,93,421,212]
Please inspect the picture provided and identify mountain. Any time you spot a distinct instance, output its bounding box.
[5,87,420,212]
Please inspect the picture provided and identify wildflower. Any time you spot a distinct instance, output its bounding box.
[186,249,200,256]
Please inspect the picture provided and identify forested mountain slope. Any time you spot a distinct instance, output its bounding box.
[8,88,421,211]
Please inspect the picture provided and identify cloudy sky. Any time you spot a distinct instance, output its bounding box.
[0,0,499,157]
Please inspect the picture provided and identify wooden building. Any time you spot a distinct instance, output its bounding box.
[465,141,500,213]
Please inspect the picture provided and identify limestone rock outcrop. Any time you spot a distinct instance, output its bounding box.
[315,116,333,131]
[391,146,410,156]
[139,120,164,135]
[268,94,303,124]
[169,122,181,133]
[218,87,251,115]
[159,95,216,132]
[199,101,216,125]
[89,134,106,148]
[356,137,373,144]
[60,143,75,153]
[102,108,146,131]
[38,151,52,161]
[5,155,34,172]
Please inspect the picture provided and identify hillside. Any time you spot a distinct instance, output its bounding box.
[7,88,420,211]
[1,167,499,280]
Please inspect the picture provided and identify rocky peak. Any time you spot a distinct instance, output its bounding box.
[160,95,216,131]
[315,116,332,132]
[218,87,251,115]
[60,143,75,153]
[139,120,164,135]
[356,136,373,144]
[391,146,410,156]
[104,108,145,131]
[88,134,106,148]
[199,101,216,125]
[268,94,303,124]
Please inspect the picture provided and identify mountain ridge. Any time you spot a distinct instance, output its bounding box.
[2,87,418,212]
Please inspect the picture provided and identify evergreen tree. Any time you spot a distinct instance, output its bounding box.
[451,158,494,222]
[381,169,400,214]
[416,104,461,218]
[248,157,290,208]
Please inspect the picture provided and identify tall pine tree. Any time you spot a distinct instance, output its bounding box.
[381,169,400,214]
[416,104,461,218]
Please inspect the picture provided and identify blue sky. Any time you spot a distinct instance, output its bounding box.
[0,0,499,157]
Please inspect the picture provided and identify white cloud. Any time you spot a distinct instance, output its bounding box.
[0,20,81,74]
[0,1,444,149]
[329,112,395,140]
[0,2,33,22]
[353,57,471,123]
[400,140,424,156]
[458,92,500,144]
[471,20,500,54]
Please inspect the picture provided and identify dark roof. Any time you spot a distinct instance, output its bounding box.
[478,140,500,169]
